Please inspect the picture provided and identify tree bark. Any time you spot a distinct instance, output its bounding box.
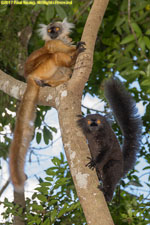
[0,69,57,107]
[13,190,25,225]
[55,0,114,224]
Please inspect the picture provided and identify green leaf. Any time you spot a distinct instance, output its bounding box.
[50,208,57,223]
[48,200,58,206]
[115,16,125,27]
[35,186,49,194]
[43,218,51,225]
[124,43,135,54]
[139,195,144,201]
[43,126,53,144]
[51,157,61,166]
[60,152,64,162]
[131,1,147,12]
[146,64,150,77]
[33,5,45,12]
[58,207,67,218]
[45,168,57,176]
[37,194,47,202]
[127,208,133,217]
[141,79,150,86]
[131,22,142,36]
[56,177,70,185]
[0,5,7,13]
[139,71,146,76]
[107,63,115,68]
[120,34,135,44]
[145,29,150,35]
[143,36,150,49]
[143,166,150,170]
[45,177,53,181]
[66,202,80,212]
[28,222,34,225]
[46,6,55,22]
[49,126,57,133]
[117,57,133,70]
[55,5,67,19]
[138,37,145,52]
[36,132,41,144]
[32,204,44,211]
[35,110,42,127]
[57,205,68,218]
[40,182,51,187]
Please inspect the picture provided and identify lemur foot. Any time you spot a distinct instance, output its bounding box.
[34,79,51,87]
[86,157,96,170]
[76,41,86,53]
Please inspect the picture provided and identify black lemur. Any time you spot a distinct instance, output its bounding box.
[78,78,142,202]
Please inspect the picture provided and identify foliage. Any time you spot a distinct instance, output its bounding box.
[1,154,150,224]
[0,0,150,224]
[110,193,150,225]
[88,0,150,96]
[1,154,86,225]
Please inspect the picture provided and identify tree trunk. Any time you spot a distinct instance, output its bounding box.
[13,190,25,225]
[55,0,114,224]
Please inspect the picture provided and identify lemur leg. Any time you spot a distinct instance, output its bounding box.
[99,160,123,202]
[42,49,84,87]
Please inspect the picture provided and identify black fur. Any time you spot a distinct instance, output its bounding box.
[78,78,142,202]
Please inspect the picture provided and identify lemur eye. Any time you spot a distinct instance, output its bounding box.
[47,29,51,33]
[55,27,60,31]
[87,120,92,125]
[97,120,101,124]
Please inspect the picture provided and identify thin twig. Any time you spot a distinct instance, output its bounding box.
[128,0,148,60]
[73,0,93,23]
[0,179,10,197]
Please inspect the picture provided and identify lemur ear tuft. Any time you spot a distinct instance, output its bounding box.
[62,18,75,33]
[37,24,49,41]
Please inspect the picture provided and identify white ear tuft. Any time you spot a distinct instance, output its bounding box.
[37,24,50,41]
[62,17,75,33]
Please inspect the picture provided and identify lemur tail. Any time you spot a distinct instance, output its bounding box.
[9,77,40,192]
[104,78,142,176]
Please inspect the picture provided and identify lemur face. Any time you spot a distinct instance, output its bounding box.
[47,23,63,39]
[85,115,104,132]
[38,18,74,42]
[78,114,108,133]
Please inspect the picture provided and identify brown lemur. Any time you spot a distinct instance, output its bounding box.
[9,18,86,192]
[78,78,142,202]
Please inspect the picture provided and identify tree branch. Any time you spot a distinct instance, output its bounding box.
[127,0,148,61]
[0,69,57,108]
[0,179,10,197]
[69,0,108,92]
